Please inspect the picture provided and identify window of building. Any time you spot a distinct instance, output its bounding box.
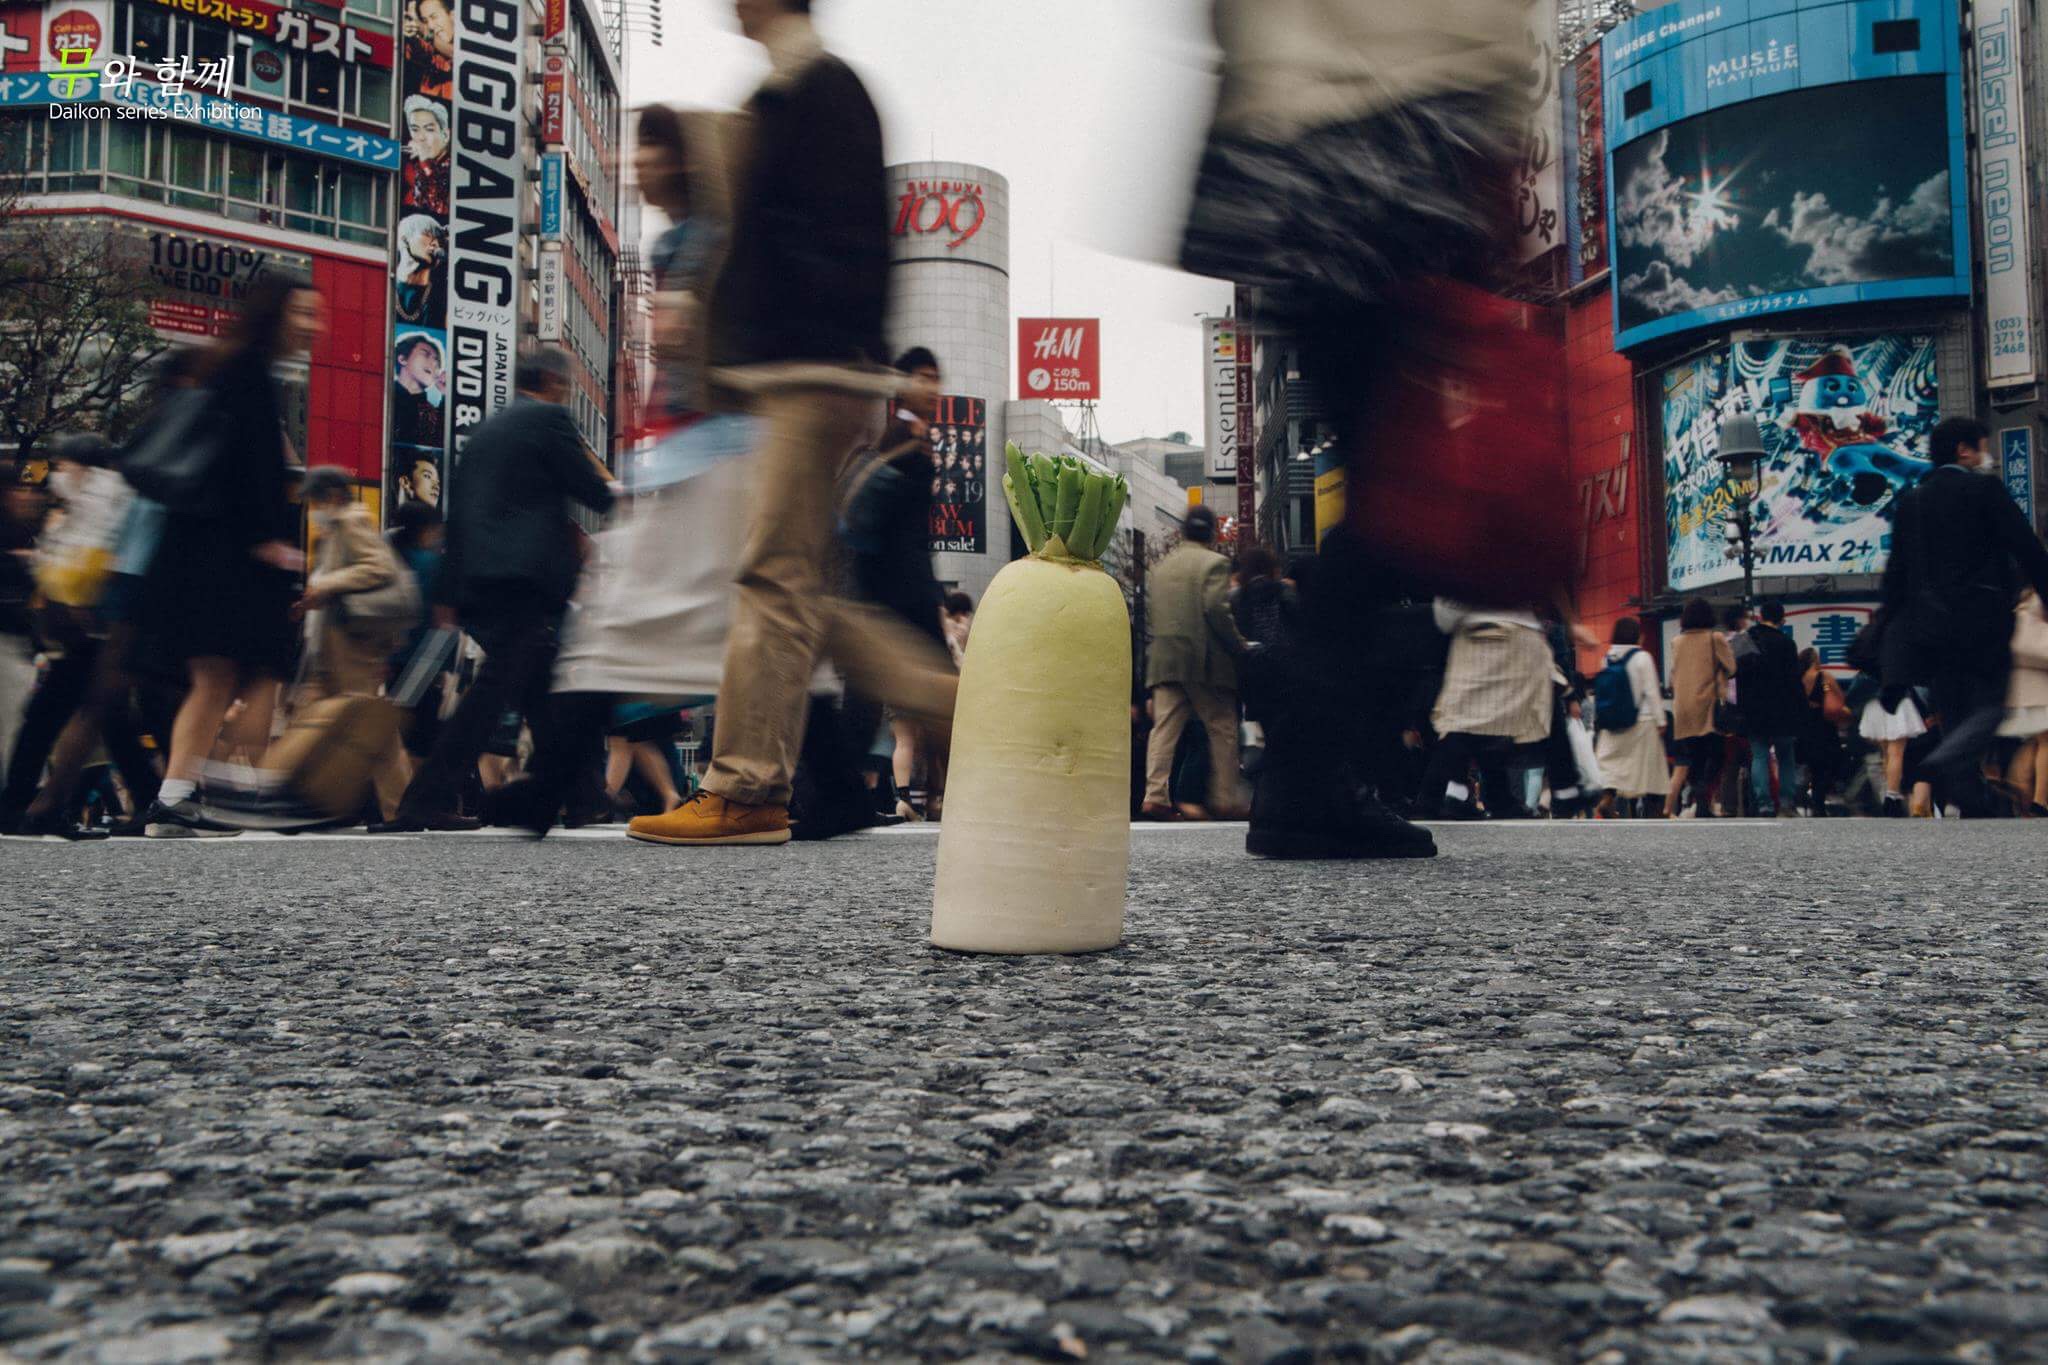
[355,65,392,124]
[293,51,342,112]
[46,120,102,192]
[2,115,389,244]
[167,127,216,210]
[118,4,170,66]
[186,17,229,69]
[282,154,326,233]
[347,0,394,22]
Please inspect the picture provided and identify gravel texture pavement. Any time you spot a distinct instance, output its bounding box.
[1,821,2045,1364]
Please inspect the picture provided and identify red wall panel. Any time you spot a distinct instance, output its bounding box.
[1564,286,1646,676]
[308,256,388,488]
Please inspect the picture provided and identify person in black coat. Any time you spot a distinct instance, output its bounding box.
[1735,599,1809,817]
[1881,415,2048,814]
[391,348,615,830]
[139,274,326,838]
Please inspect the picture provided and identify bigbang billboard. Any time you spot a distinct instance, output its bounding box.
[1662,333,1939,591]
[1603,0,1969,351]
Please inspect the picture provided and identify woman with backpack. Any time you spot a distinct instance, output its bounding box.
[1593,616,1668,817]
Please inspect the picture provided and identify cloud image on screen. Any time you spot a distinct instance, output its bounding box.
[1612,75,1955,338]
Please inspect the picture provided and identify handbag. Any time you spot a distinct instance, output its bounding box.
[1846,609,1887,674]
[120,389,226,514]
[265,693,402,819]
[1348,281,1574,605]
[334,550,422,640]
[1819,674,1850,726]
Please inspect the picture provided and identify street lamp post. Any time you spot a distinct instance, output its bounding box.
[1716,414,1767,609]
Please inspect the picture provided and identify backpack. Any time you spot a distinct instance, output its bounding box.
[1592,649,1642,732]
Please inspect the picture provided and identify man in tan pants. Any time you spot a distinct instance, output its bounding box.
[627,0,956,847]
[1141,505,1250,819]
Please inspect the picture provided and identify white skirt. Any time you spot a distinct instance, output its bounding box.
[1859,696,1926,743]
[1595,718,1669,798]
[1999,705,2048,739]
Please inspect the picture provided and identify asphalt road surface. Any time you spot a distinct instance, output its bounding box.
[2,822,2045,1363]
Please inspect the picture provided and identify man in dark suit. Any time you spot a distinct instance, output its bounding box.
[1883,415,2048,814]
[389,348,615,830]
[1736,599,1809,816]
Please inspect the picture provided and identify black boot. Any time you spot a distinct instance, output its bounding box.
[1245,731,1436,860]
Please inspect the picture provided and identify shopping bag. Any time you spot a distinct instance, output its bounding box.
[265,694,402,819]
[1349,281,1573,606]
[1566,715,1603,793]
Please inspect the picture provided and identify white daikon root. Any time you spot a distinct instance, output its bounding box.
[930,449,1132,954]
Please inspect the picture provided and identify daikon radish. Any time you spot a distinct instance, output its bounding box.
[930,446,1133,954]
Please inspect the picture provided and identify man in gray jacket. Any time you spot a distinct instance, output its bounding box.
[1142,505,1250,819]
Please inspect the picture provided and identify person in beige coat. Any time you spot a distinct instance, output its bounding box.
[1142,505,1250,819]
[293,468,415,822]
[1665,596,1736,817]
[2000,590,2048,815]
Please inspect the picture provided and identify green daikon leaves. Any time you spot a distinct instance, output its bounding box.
[1001,442,1128,563]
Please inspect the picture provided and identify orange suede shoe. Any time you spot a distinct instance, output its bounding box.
[627,791,792,846]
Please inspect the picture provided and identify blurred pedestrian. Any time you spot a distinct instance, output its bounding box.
[842,347,950,823]
[1736,600,1808,818]
[0,466,46,776]
[1665,595,1735,817]
[390,348,614,831]
[1592,617,1667,817]
[1,434,153,839]
[2000,590,2048,816]
[1883,416,2048,815]
[138,272,324,838]
[942,591,974,667]
[636,104,729,436]
[624,0,956,847]
[1230,545,1290,647]
[1796,646,1849,816]
[1140,505,1250,821]
[1179,0,1541,858]
[1419,600,1553,819]
[291,467,417,827]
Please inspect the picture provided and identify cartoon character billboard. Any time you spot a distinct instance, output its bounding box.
[1663,333,1938,591]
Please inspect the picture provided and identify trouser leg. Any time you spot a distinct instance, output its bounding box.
[701,389,872,808]
[2,646,93,814]
[1143,684,1193,808]
[1187,683,1243,813]
[400,607,554,818]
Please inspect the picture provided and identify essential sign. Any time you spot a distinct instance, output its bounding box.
[1204,317,1239,482]
[1017,318,1099,401]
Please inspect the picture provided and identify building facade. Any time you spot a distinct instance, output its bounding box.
[884,160,1009,602]
[2,0,400,486]
[1586,0,1994,675]
[0,0,623,519]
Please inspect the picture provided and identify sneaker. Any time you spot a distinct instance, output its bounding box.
[628,790,790,846]
[143,799,243,839]
[12,811,111,841]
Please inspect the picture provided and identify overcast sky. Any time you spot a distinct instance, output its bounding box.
[625,0,1233,445]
